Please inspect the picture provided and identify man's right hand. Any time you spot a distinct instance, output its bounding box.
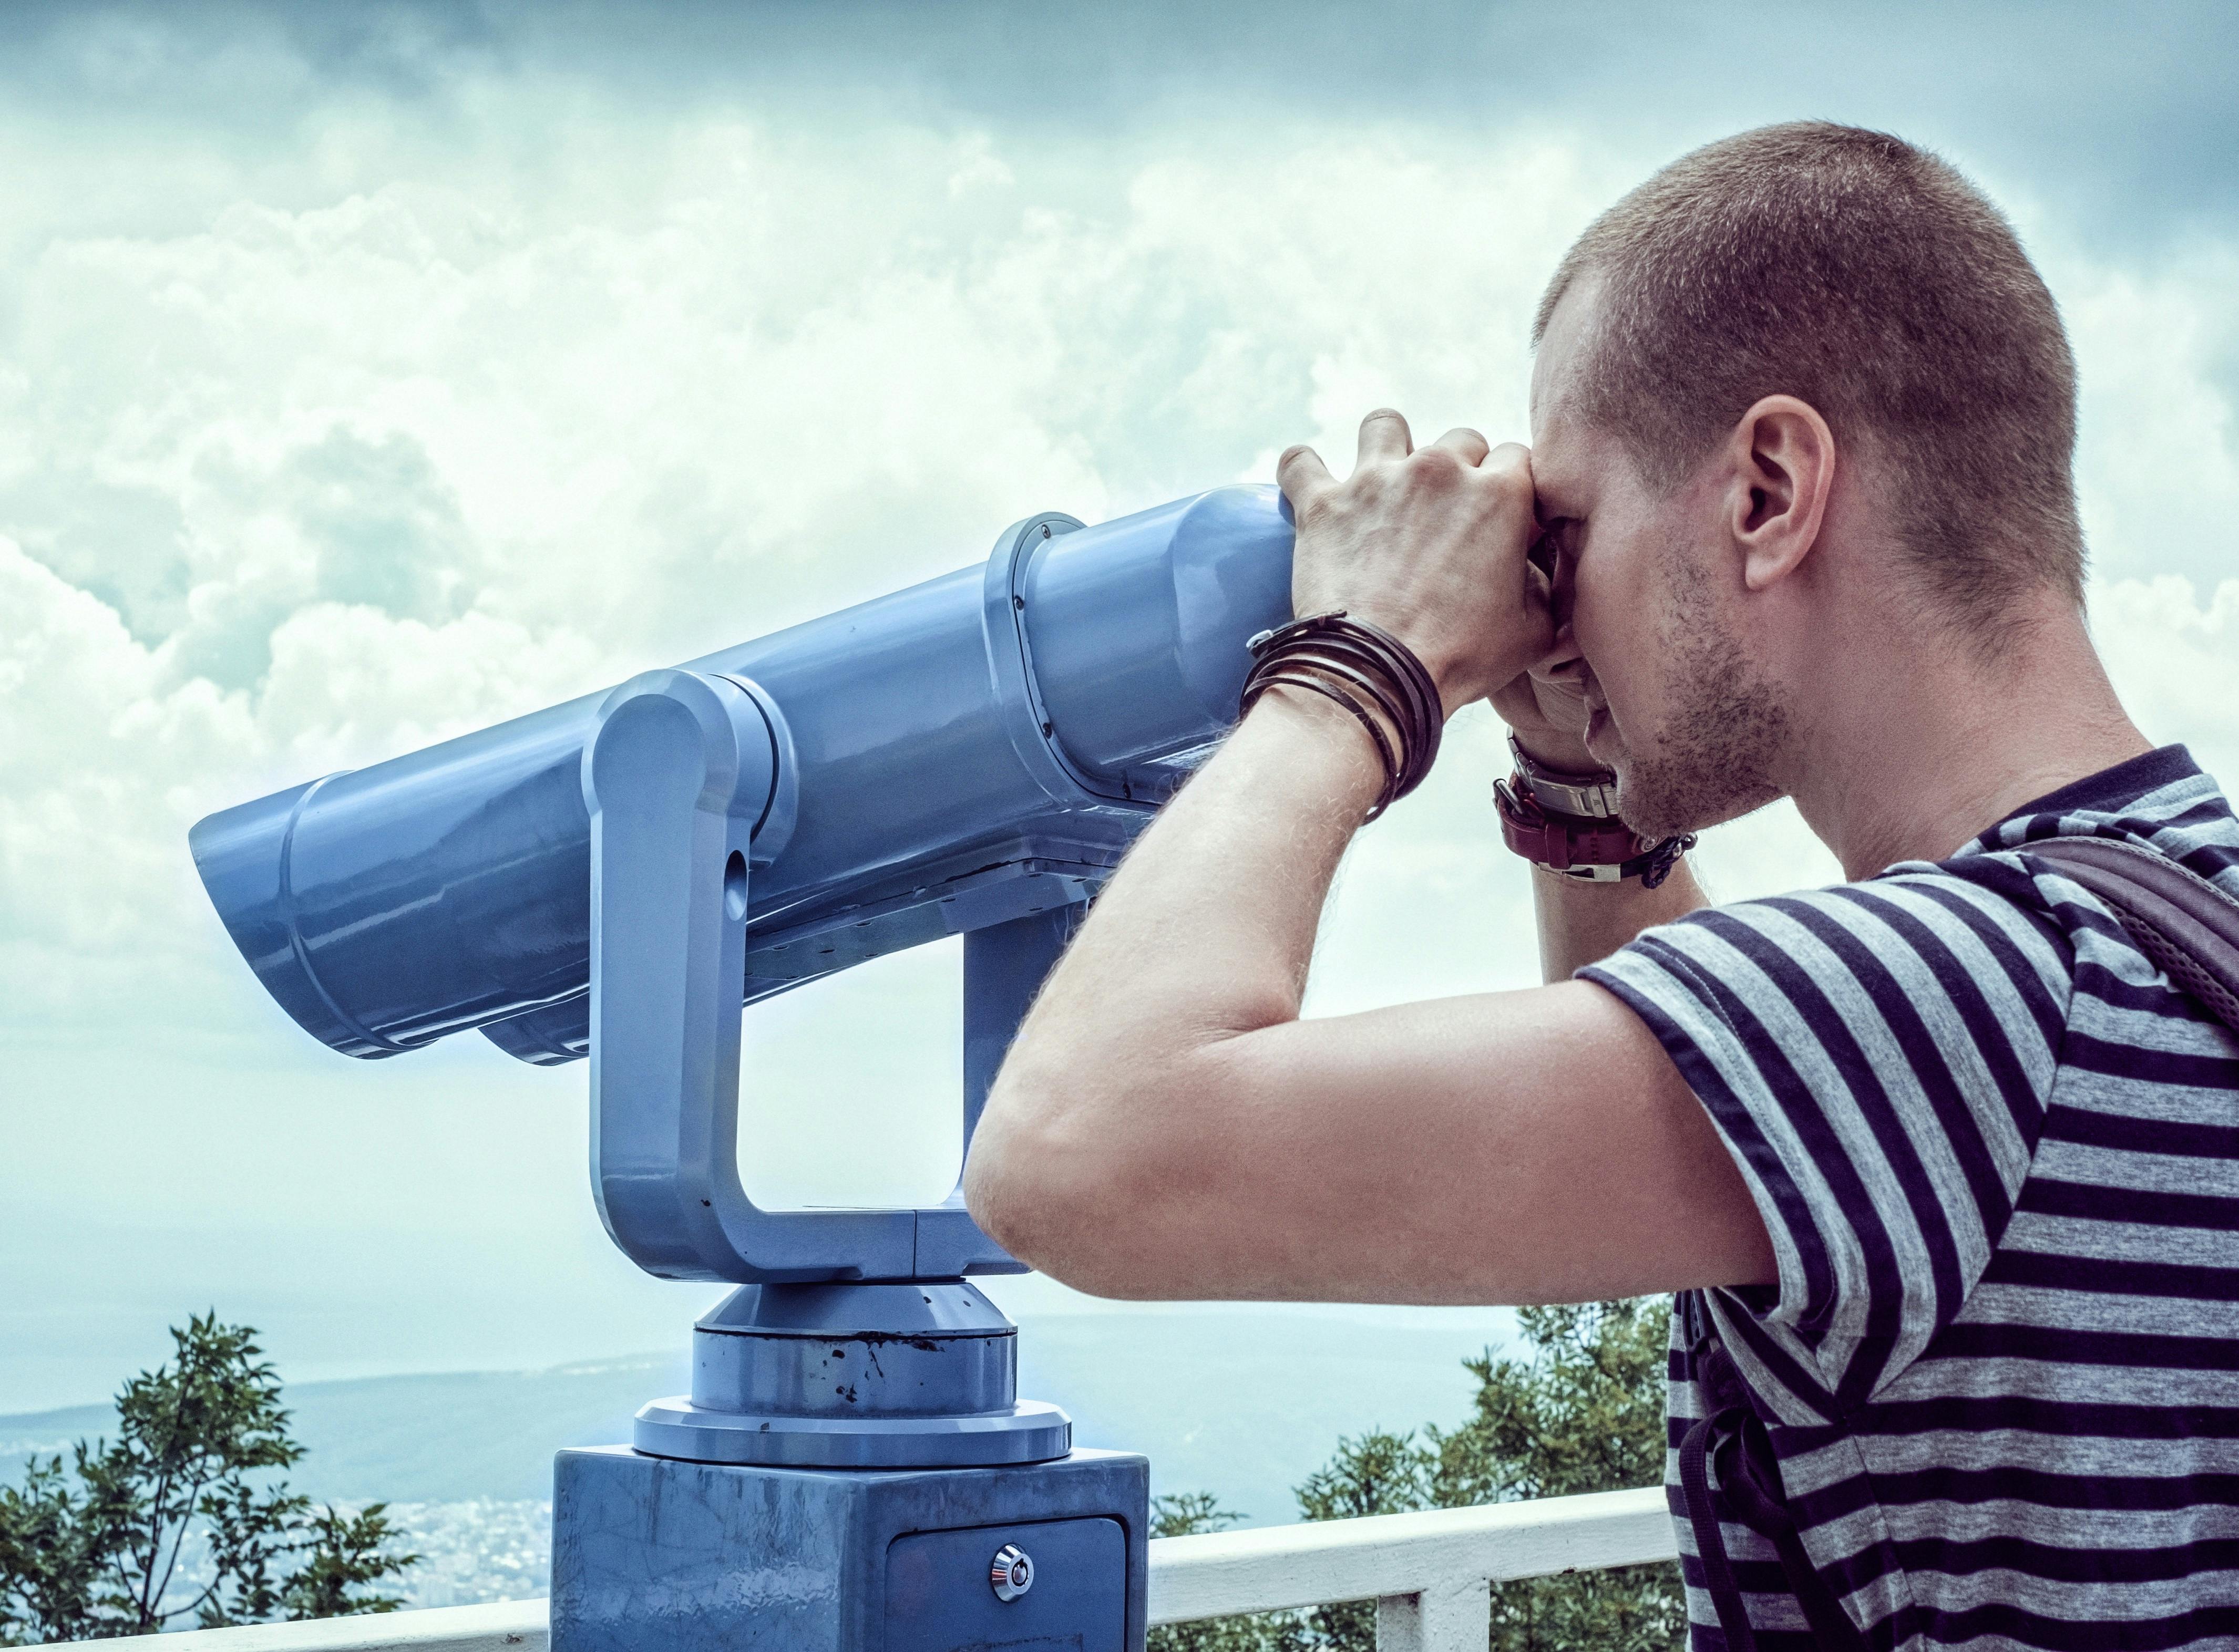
[1492,655,1597,773]
[1491,511,1600,772]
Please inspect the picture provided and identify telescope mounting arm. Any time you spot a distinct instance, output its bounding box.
[583,668,1057,1285]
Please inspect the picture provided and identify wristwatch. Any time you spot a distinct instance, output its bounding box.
[1495,735,1693,888]
[1506,734,1620,818]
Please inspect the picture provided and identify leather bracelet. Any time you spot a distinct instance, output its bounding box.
[1273,652,1413,755]
[1494,774,1694,888]
[1251,668,1399,803]
[1240,612,1444,822]
[1275,614,1443,783]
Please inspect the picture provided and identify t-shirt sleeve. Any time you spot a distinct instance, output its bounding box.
[1580,863,2072,1413]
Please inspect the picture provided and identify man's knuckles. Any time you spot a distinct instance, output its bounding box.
[1405,445,1469,488]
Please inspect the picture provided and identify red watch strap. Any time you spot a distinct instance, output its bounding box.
[1493,774,1695,887]
[1495,777,1642,870]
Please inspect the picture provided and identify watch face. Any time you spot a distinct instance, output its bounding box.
[1513,763,1621,822]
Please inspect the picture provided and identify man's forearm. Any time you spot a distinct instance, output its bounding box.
[966,698,1762,1303]
[1009,686,1380,1065]
[963,687,1385,1246]
[1529,856,1707,983]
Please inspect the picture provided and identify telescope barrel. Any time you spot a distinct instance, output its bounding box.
[190,485,1293,1064]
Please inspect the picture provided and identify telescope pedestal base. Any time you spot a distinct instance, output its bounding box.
[549,1443,1149,1652]
[631,1393,1072,1468]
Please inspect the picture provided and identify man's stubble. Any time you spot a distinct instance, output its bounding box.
[1611,550,1790,843]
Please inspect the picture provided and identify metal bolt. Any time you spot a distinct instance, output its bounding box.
[989,1543,1033,1602]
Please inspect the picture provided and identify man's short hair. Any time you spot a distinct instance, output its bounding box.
[1536,121,2084,634]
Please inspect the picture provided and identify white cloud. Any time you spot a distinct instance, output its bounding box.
[3,86,2236,1399]
[4,105,2234,1039]
[2058,242,2239,593]
[0,115,1645,1037]
[2091,574,2239,786]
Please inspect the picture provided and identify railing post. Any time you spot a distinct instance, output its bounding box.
[1375,1577,1491,1652]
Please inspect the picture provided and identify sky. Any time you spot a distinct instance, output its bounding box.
[2,0,2236,1413]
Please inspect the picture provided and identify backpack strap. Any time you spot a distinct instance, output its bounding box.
[2019,837,2239,1033]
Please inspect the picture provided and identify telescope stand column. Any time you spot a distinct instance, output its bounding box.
[553,673,1146,1650]
[549,1281,1147,1652]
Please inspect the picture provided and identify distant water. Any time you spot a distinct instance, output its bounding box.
[1019,1304,1514,1524]
[0,1302,1514,1608]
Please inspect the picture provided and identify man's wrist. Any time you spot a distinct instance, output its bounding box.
[1239,614,1443,823]
[1531,857,1686,894]
[1494,771,1694,887]
[1506,729,1599,777]
[1248,682,1391,805]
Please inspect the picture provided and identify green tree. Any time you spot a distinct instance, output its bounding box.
[1155,1297,1684,1652]
[1425,1299,1685,1652]
[1293,1429,1435,1649]
[0,1315,418,1644]
[279,1505,416,1622]
[1300,1299,1682,1652]
[1427,1299,1672,1506]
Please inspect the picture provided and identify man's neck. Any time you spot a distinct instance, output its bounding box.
[1785,598,2152,881]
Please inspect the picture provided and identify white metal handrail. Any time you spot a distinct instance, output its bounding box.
[1152,1486,1673,1652]
[67,1486,1675,1652]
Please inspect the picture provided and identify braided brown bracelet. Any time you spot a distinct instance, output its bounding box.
[1239,612,1445,821]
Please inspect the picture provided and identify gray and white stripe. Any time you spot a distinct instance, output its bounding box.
[1586,748,2239,1651]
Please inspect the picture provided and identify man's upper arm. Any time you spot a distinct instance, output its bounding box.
[1052,976,1778,1306]
[1581,873,2070,1404]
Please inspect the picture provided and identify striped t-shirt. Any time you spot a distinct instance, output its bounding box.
[1581,746,2239,1650]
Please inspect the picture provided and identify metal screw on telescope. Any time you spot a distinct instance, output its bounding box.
[990,1544,1034,1602]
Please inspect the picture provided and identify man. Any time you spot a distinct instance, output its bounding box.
[962,121,2239,1649]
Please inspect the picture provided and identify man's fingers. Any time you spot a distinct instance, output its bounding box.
[1276,444,1334,510]
[1427,427,1492,466]
[1354,407,1413,468]
[1485,440,1534,480]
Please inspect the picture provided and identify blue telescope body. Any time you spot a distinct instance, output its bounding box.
[190,483,1295,1652]
[191,486,1291,1069]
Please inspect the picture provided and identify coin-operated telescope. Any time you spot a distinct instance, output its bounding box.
[189,486,1293,1652]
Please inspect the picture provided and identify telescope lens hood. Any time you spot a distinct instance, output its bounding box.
[188,777,413,1059]
[186,484,1296,1068]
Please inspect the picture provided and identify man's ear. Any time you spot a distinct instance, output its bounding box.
[1726,395,1835,592]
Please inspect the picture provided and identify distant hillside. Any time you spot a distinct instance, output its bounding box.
[0,1305,1512,1530]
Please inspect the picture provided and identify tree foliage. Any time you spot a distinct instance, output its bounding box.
[0,1315,418,1644]
[1150,1298,1684,1652]
[1432,1299,1686,1652]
